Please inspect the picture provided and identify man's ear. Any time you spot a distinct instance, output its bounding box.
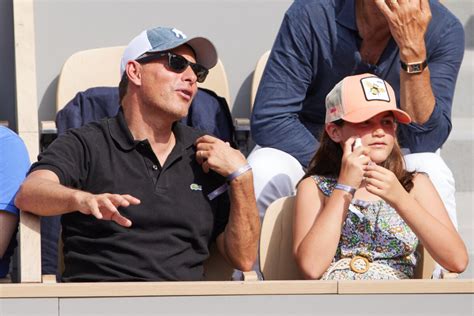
[126,61,142,86]
[325,123,343,142]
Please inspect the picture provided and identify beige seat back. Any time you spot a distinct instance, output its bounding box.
[198,59,231,107]
[413,244,436,279]
[250,50,270,110]
[56,46,230,110]
[56,46,125,111]
[259,196,437,280]
[259,196,303,280]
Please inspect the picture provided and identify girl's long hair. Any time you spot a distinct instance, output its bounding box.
[303,120,415,192]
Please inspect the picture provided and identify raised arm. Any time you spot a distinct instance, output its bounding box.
[375,0,465,152]
[15,131,139,227]
[251,3,318,166]
[15,170,139,227]
[195,135,260,271]
[364,165,468,273]
[293,139,371,279]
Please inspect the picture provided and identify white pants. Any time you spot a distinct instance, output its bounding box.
[247,146,457,278]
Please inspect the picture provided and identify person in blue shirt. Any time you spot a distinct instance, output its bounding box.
[249,0,464,245]
[0,126,30,279]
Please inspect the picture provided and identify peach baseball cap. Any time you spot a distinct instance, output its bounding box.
[325,73,411,124]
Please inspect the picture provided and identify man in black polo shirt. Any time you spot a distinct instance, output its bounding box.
[16,26,260,282]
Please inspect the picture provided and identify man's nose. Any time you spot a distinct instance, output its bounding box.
[182,65,197,84]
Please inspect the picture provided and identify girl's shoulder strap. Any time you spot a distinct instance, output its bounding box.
[310,175,337,197]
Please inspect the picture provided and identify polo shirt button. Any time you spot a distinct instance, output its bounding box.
[152,165,158,170]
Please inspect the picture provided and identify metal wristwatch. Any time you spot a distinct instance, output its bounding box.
[400,60,427,74]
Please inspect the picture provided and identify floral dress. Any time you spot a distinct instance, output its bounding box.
[312,175,418,280]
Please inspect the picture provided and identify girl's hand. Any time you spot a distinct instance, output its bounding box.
[364,164,409,207]
[338,137,371,188]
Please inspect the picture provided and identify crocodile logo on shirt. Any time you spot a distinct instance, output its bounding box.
[190,183,202,191]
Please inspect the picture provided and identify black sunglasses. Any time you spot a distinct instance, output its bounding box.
[136,52,209,83]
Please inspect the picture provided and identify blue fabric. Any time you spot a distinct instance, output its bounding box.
[56,86,234,144]
[41,86,235,275]
[0,126,30,277]
[251,0,464,167]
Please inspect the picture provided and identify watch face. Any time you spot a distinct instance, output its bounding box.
[409,64,422,73]
[402,60,427,74]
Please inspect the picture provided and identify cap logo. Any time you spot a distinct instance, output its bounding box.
[360,77,390,102]
[171,28,187,39]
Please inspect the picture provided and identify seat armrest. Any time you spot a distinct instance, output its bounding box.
[41,120,57,134]
[19,210,42,283]
[242,270,259,281]
[440,270,459,279]
[233,118,251,155]
[234,118,250,132]
[42,274,58,283]
[40,120,58,150]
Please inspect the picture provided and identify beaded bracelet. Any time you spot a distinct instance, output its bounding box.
[227,164,252,183]
[334,183,356,196]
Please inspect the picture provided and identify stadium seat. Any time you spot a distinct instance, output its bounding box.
[259,196,457,280]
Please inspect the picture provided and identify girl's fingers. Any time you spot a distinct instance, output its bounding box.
[343,137,356,156]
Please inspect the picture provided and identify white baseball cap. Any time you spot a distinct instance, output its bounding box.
[120,26,218,75]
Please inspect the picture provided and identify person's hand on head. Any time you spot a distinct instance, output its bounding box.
[338,137,371,188]
[73,192,140,227]
[374,0,431,62]
[195,135,247,177]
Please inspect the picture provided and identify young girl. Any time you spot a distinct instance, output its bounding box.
[293,74,468,280]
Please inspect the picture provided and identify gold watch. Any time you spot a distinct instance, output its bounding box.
[400,60,427,74]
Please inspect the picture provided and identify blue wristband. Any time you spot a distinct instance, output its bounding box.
[227,164,252,183]
[334,183,356,195]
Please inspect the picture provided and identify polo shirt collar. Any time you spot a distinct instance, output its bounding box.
[109,108,137,151]
[172,122,200,151]
[336,0,357,31]
[109,108,198,152]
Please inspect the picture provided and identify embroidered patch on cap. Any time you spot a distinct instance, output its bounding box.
[360,77,390,102]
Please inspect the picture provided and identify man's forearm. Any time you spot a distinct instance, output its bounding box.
[374,0,435,124]
[15,173,81,216]
[224,172,260,271]
[400,68,436,124]
[16,170,138,227]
